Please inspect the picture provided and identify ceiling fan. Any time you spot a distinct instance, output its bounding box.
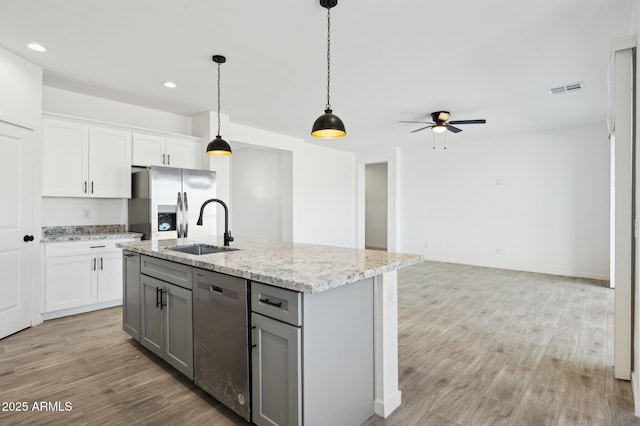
[399,111,486,134]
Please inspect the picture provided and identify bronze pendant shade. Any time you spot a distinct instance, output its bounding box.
[311,0,346,139]
[207,54,232,156]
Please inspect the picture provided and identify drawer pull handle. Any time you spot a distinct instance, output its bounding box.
[259,298,282,308]
[90,245,106,249]
[209,285,223,294]
[124,253,136,258]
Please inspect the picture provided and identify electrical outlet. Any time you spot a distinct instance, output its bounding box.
[82,209,92,219]
[495,247,506,256]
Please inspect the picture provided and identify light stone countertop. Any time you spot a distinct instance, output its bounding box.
[42,232,143,243]
[117,237,423,294]
[41,224,142,243]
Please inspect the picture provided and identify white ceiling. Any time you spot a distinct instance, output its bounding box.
[0,0,635,152]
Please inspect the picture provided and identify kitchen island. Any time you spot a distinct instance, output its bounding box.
[117,237,422,425]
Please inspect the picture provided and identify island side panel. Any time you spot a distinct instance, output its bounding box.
[302,277,374,426]
[374,269,401,417]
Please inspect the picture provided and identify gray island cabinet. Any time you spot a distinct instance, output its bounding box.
[119,238,422,426]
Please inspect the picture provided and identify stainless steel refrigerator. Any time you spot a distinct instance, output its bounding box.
[129,167,217,240]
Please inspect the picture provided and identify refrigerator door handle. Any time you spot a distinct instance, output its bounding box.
[183,191,189,237]
[177,192,183,238]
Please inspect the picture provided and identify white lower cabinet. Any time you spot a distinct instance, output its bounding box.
[43,239,138,318]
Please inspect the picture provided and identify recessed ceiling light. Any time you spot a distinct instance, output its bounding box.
[27,43,46,52]
[163,81,177,88]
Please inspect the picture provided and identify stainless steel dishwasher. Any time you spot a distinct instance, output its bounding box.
[193,269,250,421]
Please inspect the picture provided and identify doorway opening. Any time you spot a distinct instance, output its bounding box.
[365,162,388,251]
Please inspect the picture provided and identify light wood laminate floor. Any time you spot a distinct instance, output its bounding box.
[1,261,638,425]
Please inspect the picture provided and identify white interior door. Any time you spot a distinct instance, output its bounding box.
[0,121,33,339]
[612,43,634,380]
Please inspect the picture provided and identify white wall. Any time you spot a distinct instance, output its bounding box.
[231,144,293,241]
[43,87,192,134]
[41,198,127,227]
[0,46,42,129]
[228,124,356,248]
[365,163,388,250]
[399,124,610,279]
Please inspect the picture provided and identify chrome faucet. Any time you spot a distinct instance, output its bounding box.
[197,199,234,246]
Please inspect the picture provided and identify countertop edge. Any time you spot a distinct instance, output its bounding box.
[43,233,143,243]
[117,241,424,294]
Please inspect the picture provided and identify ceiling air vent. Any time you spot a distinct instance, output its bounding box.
[550,82,584,95]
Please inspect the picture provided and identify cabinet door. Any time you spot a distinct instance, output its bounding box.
[132,133,165,167]
[88,127,131,198]
[165,283,193,379]
[140,275,164,358]
[45,255,97,312]
[251,313,301,426]
[97,250,123,303]
[123,252,141,340]
[165,138,194,169]
[42,120,88,197]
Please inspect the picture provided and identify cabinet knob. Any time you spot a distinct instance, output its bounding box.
[23,235,34,242]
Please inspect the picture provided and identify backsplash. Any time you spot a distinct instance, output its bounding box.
[42,224,126,237]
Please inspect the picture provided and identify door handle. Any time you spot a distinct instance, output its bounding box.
[156,286,160,308]
[100,257,103,270]
[91,181,94,194]
[167,154,171,165]
[93,258,97,271]
[23,235,34,242]
[160,288,167,309]
[183,192,189,237]
[176,192,183,238]
[259,298,282,308]
[162,153,166,164]
[84,181,87,193]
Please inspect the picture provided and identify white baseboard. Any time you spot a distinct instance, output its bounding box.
[422,255,609,281]
[632,372,640,417]
[43,299,122,321]
[374,390,402,418]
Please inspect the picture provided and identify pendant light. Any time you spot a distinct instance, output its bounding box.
[311,0,346,139]
[206,55,232,156]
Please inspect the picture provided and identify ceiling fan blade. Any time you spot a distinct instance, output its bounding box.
[446,125,463,133]
[410,125,434,133]
[399,120,433,124]
[448,119,487,125]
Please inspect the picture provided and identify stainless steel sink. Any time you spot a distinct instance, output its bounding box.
[165,244,238,255]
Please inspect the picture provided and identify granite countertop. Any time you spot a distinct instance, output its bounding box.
[41,225,143,243]
[117,237,423,294]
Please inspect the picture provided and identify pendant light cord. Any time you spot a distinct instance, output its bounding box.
[217,62,222,136]
[326,8,331,111]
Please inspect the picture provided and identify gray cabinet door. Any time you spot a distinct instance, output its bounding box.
[164,283,193,380]
[251,313,301,426]
[122,252,141,340]
[140,275,164,358]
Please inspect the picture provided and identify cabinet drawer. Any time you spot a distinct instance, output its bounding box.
[251,282,301,326]
[141,255,192,289]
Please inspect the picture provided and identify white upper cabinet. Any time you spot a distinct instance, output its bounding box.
[89,127,132,197]
[132,133,198,169]
[42,119,132,198]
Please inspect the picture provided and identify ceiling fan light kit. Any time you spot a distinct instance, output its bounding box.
[399,110,486,135]
[311,0,346,139]
[206,54,233,156]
